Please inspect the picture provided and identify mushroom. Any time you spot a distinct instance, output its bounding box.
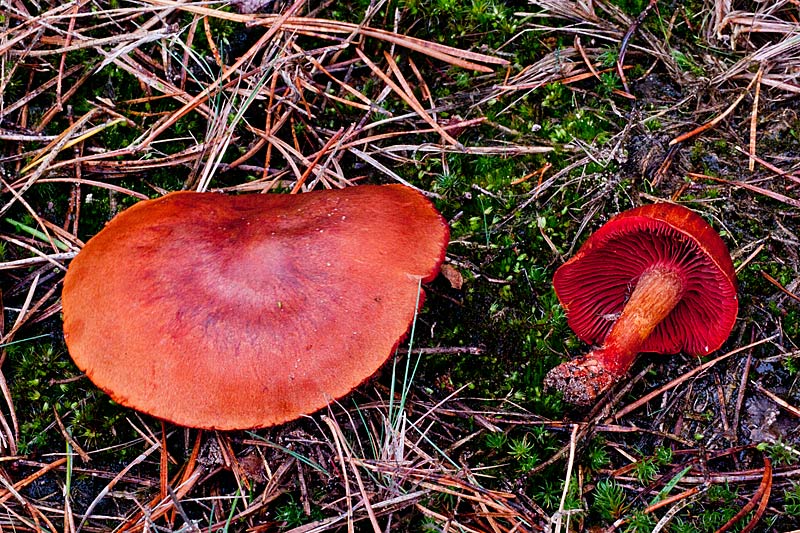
[544,203,737,406]
[62,184,449,430]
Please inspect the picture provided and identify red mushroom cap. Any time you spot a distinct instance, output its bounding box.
[553,203,737,357]
[62,185,449,430]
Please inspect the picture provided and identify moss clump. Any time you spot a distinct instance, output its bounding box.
[9,341,128,455]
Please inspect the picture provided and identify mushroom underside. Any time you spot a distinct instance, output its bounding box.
[548,203,738,406]
[554,224,737,356]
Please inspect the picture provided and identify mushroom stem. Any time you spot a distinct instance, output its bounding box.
[545,265,685,406]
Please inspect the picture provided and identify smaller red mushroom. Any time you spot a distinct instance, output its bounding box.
[545,203,738,406]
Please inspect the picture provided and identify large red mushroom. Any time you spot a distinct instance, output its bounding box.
[545,203,738,406]
[61,185,449,430]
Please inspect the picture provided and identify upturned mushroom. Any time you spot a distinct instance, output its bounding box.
[544,203,738,406]
[62,185,449,430]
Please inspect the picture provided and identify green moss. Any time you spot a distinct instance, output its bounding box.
[593,479,626,521]
[607,0,649,16]
[625,512,657,533]
[274,495,324,529]
[9,341,128,455]
[785,484,800,517]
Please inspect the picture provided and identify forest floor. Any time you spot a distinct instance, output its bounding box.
[1,0,800,531]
